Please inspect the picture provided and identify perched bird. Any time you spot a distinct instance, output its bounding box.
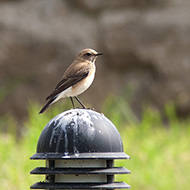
[39,48,103,114]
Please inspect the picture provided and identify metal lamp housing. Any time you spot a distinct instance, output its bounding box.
[30,109,131,189]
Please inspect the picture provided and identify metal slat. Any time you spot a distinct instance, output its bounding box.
[30,182,131,189]
[30,167,131,175]
[30,152,130,160]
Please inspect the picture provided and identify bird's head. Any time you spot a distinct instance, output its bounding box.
[76,48,103,63]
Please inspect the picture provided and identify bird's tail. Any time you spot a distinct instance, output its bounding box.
[39,98,56,114]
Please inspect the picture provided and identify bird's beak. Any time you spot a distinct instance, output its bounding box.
[96,52,104,56]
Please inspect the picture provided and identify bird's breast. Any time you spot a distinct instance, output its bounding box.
[71,67,95,96]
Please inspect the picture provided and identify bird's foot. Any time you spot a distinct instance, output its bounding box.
[76,107,95,110]
[86,107,95,111]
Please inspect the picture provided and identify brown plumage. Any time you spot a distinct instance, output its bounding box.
[39,48,103,114]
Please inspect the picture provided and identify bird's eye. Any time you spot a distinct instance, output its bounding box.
[85,52,91,56]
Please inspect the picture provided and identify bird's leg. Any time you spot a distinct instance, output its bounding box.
[70,97,75,109]
[74,96,86,109]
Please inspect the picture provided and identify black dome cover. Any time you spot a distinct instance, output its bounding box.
[31,109,128,159]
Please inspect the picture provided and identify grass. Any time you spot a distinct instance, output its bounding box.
[0,100,189,190]
[116,119,190,190]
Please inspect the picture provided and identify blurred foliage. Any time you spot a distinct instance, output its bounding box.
[115,102,190,190]
[102,94,139,127]
[0,97,189,190]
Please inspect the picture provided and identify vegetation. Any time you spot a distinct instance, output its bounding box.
[0,99,189,190]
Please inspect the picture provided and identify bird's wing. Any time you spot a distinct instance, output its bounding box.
[46,67,89,100]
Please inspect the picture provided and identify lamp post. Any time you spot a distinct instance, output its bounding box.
[30,109,131,189]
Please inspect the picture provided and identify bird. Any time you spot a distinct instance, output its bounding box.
[39,48,103,114]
